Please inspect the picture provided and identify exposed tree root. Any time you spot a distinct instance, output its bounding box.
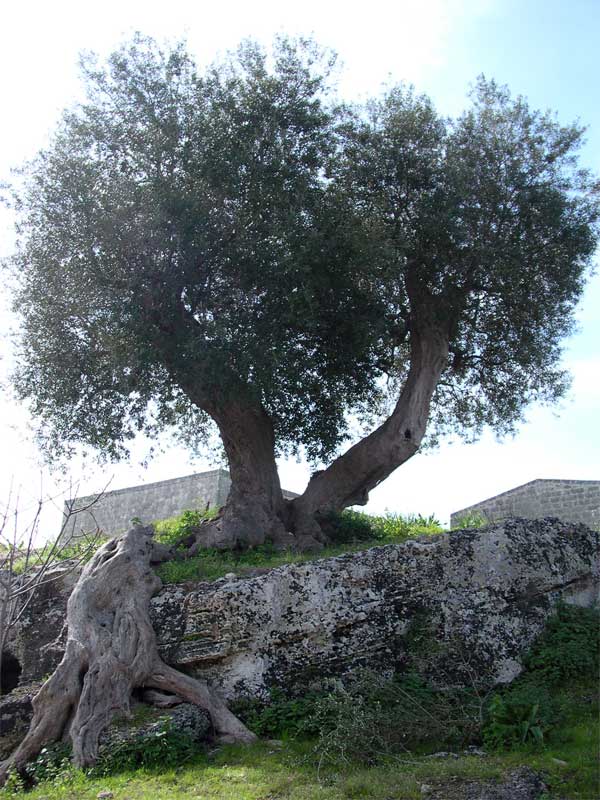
[186,499,326,554]
[0,526,255,784]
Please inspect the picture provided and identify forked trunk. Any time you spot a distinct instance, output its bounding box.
[0,527,255,783]
[182,310,448,551]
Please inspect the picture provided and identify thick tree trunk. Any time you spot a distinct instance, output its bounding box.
[290,318,449,535]
[178,304,448,552]
[189,398,311,550]
[0,527,255,783]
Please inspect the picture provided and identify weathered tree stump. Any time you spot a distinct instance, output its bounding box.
[0,526,255,782]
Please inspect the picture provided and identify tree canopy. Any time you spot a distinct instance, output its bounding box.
[8,35,599,548]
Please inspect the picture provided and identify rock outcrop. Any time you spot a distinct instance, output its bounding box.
[5,518,598,704]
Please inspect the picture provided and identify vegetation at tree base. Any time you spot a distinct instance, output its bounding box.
[153,507,444,583]
[2,604,597,798]
[6,34,599,550]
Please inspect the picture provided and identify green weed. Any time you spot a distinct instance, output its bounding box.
[92,716,200,776]
[524,602,599,685]
[154,508,444,585]
[451,510,489,529]
[153,508,218,548]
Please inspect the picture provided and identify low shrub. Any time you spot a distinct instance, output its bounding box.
[15,743,73,790]
[370,512,444,541]
[153,508,218,548]
[231,688,324,738]
[305,510,443,547]
[482,682,556,749]
[318,510,377,544]
[451,510,489,530]
[310,670,481,766]
[482,604,599,751]
[92,716,199,775]
[523,602,599,685]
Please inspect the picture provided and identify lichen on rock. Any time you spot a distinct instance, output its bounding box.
[6,518,599,708]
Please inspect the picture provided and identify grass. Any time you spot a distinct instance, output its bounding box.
[154,509,445,585]
[2,712,597,800]
[155,541,373,584]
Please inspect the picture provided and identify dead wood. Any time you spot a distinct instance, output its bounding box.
[0,525,255,782]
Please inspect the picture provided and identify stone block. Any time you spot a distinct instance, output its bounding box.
[8,518,599,702]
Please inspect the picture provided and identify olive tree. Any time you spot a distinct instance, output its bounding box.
[9,36,599,551]
[2,35,599,780]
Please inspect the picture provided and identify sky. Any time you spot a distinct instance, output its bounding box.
[0,0,598,537]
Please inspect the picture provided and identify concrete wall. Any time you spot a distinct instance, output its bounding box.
[61,469,298,542]
[451,479,600,528]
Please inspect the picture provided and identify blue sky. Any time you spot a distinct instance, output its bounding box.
[0,0,598,534]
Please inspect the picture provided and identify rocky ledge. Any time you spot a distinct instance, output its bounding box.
[5,518,598,702]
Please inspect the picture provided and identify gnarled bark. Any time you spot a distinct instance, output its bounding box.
[0,526,255,783]
[178,307,448,553]
[290,318,449,534]
[196,399,296,549]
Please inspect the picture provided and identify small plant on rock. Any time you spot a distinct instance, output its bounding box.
[451,510,489,530]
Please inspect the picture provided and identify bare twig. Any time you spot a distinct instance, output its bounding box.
[0,481,108,696]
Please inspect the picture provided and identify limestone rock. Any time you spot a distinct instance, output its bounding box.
[0,683,39,758]
[150,517,598,698]
[7,518,599,702]
[427,766,547,799]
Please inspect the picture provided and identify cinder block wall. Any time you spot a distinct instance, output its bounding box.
[450,479,600,528]
[61,469,229,541]
[61,469,298,541]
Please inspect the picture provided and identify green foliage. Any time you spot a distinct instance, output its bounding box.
[309,670,487,766]
[155,541,358,584]
[92,716,199,775]
[2,716,202,791]
[1,743,76,794]
[369,512,444,542]
[153,508,218,548]
[232,673,462,760]
[22,744,73,787]
[10,536,102,575]
[321,509,444,545]
[8,35,598,471]
[10,35,387,464]
[319,509,377,544]
[308,509,444,548]
[483,686,551,749]
[482,604,599,751]
[523,602,599,685]
[231,689,323,738]
[451,510,489,530]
